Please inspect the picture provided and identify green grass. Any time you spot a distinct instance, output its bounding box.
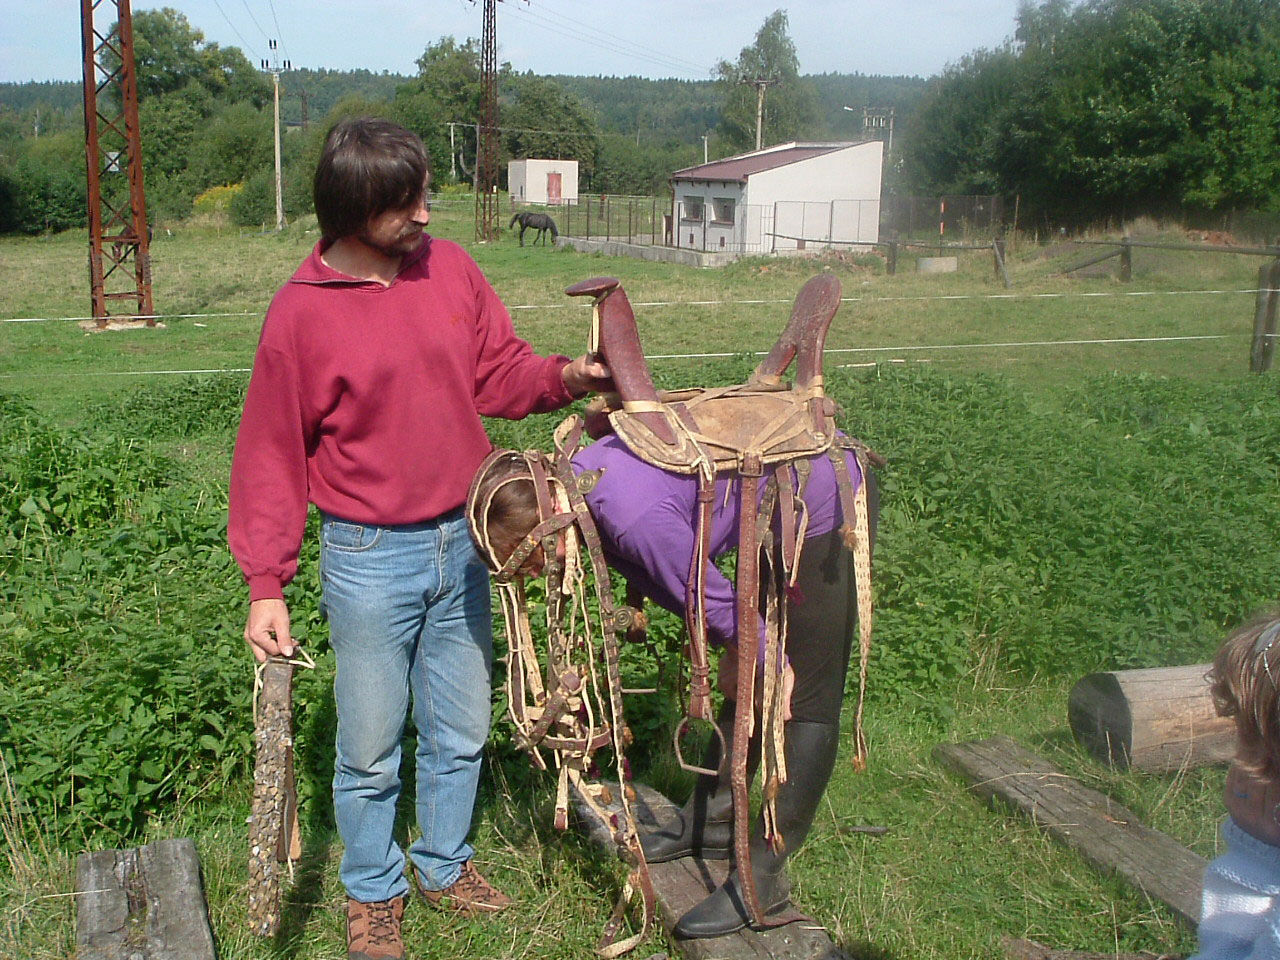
[2,204,1277,958]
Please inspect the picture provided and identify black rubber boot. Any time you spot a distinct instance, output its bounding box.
[641,702,759,863]
[673,719,839,939]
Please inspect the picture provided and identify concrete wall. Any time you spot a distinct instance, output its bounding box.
[508,159,579,204]
[557,235,737,268]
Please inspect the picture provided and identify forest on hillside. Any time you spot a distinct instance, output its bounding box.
[2,2,1277,234]
[0,9,926,233]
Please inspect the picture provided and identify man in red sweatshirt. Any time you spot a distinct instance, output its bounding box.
[228,117,608,960]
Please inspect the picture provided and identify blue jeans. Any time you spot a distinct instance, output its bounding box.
[319,508,493,903]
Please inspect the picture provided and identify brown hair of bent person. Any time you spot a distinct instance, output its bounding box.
[1210,608,1280,780]
[313,117,430,240]
[467,458,542,571]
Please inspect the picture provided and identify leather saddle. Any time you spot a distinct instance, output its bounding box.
[567,273,844,473]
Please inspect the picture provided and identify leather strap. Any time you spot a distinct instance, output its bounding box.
[732,454,766,926]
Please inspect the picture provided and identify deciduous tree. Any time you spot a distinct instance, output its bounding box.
[715,10,818,153]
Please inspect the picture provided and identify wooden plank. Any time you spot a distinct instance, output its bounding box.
[76,838,216,960]
[573,782,850,960]
[1068,664,1235,772]
[934,736,1205,926]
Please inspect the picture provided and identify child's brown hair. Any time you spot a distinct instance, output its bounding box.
[1210,609,1280,780]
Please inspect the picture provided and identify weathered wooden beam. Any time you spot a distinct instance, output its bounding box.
[1068,664,1235,772]
[1058,246,1122,275]
[934,736,1204,926]
[573,781,851,960]
[76,837,217,960]
[1250,259,1280,374]
[249,657,297,937]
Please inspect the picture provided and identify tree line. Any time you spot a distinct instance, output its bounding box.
[7,3,1273,235]
[899,0,1280,226]
[0,8,926,234]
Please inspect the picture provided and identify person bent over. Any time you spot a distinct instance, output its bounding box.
[470,433,877,938]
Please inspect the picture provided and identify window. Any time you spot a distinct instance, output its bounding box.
[711,197,735,225]
[681,198,704,221]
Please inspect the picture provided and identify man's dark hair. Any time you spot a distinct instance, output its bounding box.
[313,117,430,240]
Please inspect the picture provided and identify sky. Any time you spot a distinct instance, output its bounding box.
[0,1,1023,86]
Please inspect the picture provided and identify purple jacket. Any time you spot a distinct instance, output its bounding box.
[572,434,864,654]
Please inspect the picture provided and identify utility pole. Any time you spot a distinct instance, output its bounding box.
[447,121,458,182]
[79,0,153,327]
[474,0,501,242]
[701,134,708,164]
[260,41,291,232]
[740,76,778,151]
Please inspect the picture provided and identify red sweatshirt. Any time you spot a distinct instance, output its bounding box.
[228,235,572,601]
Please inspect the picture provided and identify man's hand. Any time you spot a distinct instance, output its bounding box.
[561,354,613,397]
[244,598,294,663]
[718,648,794,722]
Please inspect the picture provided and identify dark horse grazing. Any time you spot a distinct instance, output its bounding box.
[510,211,559,246]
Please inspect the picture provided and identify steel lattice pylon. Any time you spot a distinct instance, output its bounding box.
[80,0,154,327]
[475,0,500,243]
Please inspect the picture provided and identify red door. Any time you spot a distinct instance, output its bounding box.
[546,172,562,204]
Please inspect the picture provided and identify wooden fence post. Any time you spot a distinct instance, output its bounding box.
[1119,236,1132,282]
[887,240,898,276]
[1250,258,1280,373]
[992,236,1011,288]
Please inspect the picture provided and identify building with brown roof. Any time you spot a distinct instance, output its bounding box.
[670,140,883,255]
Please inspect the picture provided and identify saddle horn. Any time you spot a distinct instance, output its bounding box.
[566,277,678,446]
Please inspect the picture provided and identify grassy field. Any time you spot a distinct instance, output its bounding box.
[2,203,1278,959]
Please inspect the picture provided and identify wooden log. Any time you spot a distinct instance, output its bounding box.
[1068,664,1236,773]
[76,837,217,960]
[573,781,850,960]
[1058,246,1122,275]
[934,736,1205,926]
[248,657,298,937]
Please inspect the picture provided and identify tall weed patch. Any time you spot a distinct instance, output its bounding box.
[4,366,1279,847]
[87,373,249,440]
[830,367,1280,702]
[0,394,268,842]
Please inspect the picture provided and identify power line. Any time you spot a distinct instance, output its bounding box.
[237,0,271,41]
[264,0,291,65]
[502,3,710,76]
[209,0,260,61]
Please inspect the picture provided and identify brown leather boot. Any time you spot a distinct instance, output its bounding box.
[415,860,512,916]
[346,896,405,960]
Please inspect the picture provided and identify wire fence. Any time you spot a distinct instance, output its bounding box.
[524,193,1006,253]
[4,286,1276,382]
[880,194,1004,243]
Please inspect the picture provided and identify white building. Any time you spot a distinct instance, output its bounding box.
[670,141,883,254]
[508,158,579,205]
